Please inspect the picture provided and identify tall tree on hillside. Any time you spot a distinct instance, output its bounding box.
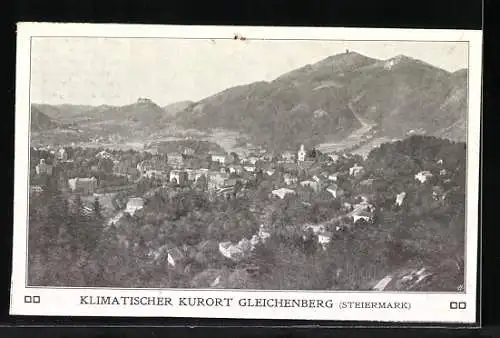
[73,194,84,221]
[233,180,243,197]
[93,197,102,219]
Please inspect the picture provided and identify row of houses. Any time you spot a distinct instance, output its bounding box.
[142,231,275,269]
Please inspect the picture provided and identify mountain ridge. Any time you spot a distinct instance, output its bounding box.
[172,51,467,148]
[30,51,468,148]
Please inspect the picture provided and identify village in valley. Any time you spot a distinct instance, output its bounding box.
[28,131,466,291]
[26,41,469,292]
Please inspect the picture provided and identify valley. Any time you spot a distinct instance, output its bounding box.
[31,51,467,157]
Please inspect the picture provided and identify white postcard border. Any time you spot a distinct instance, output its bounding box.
[11,23,482,323]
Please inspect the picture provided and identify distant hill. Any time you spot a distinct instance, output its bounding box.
[31,98,194,131]
[431,69,468,142]
[31,103,99,124]
[32,98,170,126]
[88,98,166,125]
[30,51,468,150]
[30,106,58,131]
[162,101,194,117]
[172,52,468,151]
[343,56,464,134]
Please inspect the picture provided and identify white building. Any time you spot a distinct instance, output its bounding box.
[300,180,320,192]
[243,165,256,173]
[395,192,407,206]
[250,235,260,248]
[258,224,271,242]
[144,169,166,179]
[167,247,185,267]
[266,169,275,176]
[228,165,244,175]
[303,224,325,235]
[30,185,44,195]
[326,185,344,198]
[244,156,259,165]
[318,231,333,250]
[360,178,374,187]
[281,151,295,163]
[349,163,364,177]
[194,169,209,183]
[352,210,373,223]
[96,150,112,159]
[125,197,144,216]
[219,241,244,261]
[272,188,296,199]
[170,170,188,184]
[183,147,195,156]
[415,171,433,183]
[328,154,340,162]
[208,172,229,191]
[211,154,227,165]
[328,173,339,182]
[68,177,97,195]
[297,144,307,162]
[35,159,53,176]
[167,153,184,167]
[57,148,68,161]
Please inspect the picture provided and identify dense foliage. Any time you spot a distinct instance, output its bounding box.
[28,136,466,291]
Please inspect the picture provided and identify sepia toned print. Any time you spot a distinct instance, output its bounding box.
[26,36,471,293]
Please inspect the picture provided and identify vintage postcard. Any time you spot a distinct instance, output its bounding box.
[11,23,482,324]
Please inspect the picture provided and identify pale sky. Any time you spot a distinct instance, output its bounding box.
[30,38,468,107]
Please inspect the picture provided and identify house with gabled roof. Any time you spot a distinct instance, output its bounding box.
[170,169,188,185]
[167,247,186,267]
[326,184,344,198]
[300,180,320,192]
[327,172,339,182]
[352,210,373,224]
[318,231,333,250]
[415,171,433,183]
[395,192,406,206]
[271,187,295,199]
[68,177,98,195]
[281,151,295,163]
[211,153,228,165]
[349,163,364,177]
[35,159,53,176]
[328,154,340,162]
[302,223,326,235]
[125,197,144,216]
[219,241,245,261]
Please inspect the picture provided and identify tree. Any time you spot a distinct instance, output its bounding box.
[93,197,102,219]
[233,180,243,196]
[73,194,84,222]
[229,152,240,164]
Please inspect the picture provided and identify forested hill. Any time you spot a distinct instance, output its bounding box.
[367,135,466,177]
[31,106,58,131]
[173,52,468,150]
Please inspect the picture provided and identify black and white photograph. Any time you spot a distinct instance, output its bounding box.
[11,23,482,322]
